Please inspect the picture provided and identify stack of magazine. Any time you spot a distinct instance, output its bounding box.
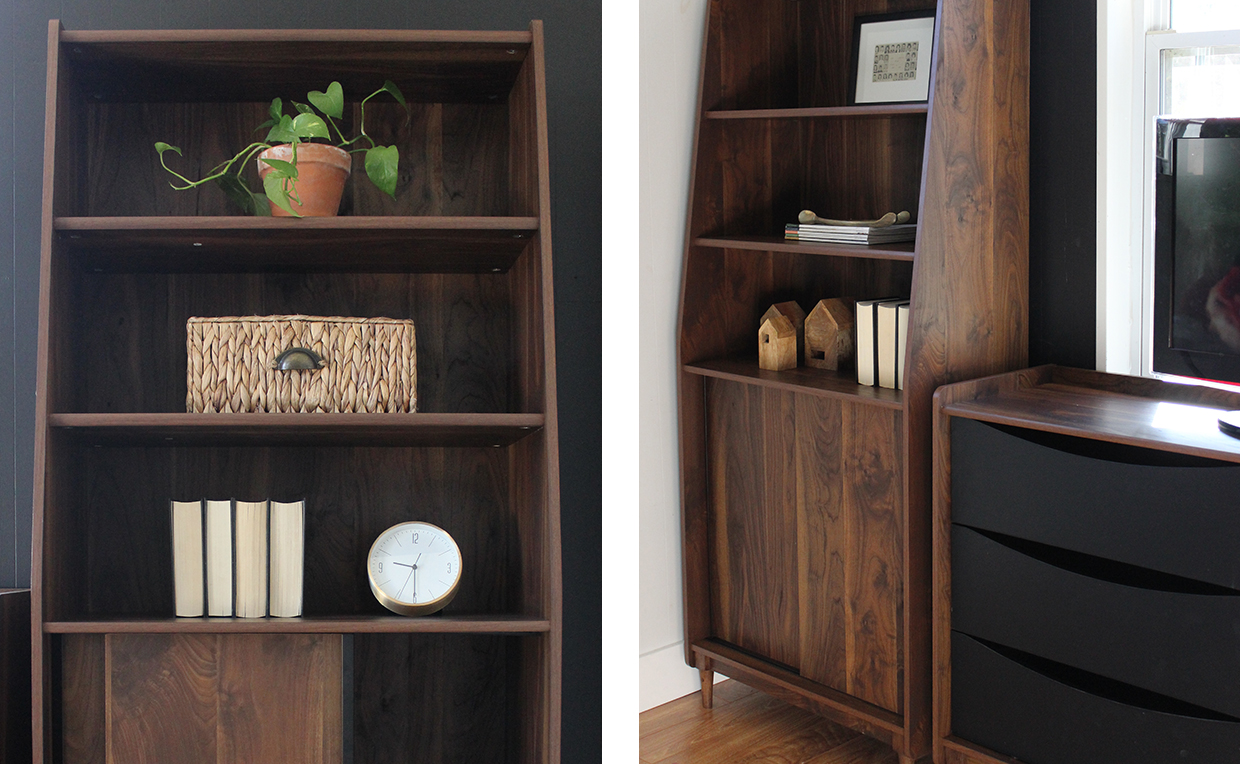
[784,222,916,245]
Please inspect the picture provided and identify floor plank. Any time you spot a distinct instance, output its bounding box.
[640,680,900,764]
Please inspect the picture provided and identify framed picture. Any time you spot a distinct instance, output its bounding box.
[850,10,936,105]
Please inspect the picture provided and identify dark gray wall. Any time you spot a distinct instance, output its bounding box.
[1030,0,1097,367]
[0,0,600,759]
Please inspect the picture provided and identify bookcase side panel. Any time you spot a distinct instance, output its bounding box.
[60,634,106,764]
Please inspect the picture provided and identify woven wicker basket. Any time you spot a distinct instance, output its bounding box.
[187,315,416,414]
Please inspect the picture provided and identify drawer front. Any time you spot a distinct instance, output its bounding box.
[952,525,1240,717]
[951,417,1240,589]
[952,632,1240,764]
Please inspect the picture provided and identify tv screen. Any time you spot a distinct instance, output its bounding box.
[1153,117,1240,385]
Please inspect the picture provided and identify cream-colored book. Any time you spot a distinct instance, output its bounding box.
[204,499,233,617]
[234,499,269,618]
[268,499,306,618]
[170,500,204,617]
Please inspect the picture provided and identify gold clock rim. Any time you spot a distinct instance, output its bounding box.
[366,520,463,617]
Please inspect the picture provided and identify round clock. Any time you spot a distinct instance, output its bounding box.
[366,521,462,616]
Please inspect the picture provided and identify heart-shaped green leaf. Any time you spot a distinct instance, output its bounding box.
[292,101,314,115]
[382,80,407,107]
[291,113,330,140]
[268,98,283,123]
[365,145,399,199]
[266,114,297,143]
[258,157,298,178]
[263,173,300,216]
[154,142,181,156]
[214,174,269,216]
[308,81,344,119]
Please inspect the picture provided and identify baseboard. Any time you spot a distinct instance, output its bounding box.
[639,641,723,712]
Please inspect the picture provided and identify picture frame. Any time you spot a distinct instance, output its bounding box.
[850,10,937,105]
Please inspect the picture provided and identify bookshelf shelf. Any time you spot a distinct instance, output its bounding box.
[45,615,552,635]
[48,412,544,446]
[705,105,929,120]
[694,235,916,262]
[684,358,903,409]
[56,216,540,273]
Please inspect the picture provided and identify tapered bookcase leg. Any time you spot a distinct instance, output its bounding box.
[696,655,714,708]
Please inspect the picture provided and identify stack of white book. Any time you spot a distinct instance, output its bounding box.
[784,223,916,245]
[855,298,911,390]
[171,498,306,618]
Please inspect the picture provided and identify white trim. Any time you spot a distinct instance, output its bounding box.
[1139,27,1240,378]
[639,641,724,712]
[1098,0,1162,375]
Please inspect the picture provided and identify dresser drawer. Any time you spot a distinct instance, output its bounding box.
[952,632,1240,764]
[952,524,1240,717]
[951,417,1240,589]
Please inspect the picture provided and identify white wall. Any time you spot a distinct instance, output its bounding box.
[638,0,710,712]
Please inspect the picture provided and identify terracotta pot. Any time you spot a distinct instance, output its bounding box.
[257,143,352,217]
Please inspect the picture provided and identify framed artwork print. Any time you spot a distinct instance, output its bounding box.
[851,11,936,105]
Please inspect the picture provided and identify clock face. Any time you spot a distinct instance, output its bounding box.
[367,521,462,616]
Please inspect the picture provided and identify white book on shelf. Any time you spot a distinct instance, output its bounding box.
[878,300,910,389]
[205,499,234,617]
[269,499,305,618]
[170,499,204,618]
[233,499,269,618]
[897,303,911,390]
[856,297,903,387]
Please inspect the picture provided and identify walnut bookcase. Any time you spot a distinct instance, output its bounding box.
[32,22,561,763]
[675,1,1028,761]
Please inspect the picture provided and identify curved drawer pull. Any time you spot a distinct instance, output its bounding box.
[272,347,325,371]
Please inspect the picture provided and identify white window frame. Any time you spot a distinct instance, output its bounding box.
[1099,0,1240,378]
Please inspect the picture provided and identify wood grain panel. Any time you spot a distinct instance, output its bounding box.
[797,396,847,692]
[352,634,514,764]
[218,635,342,764]
[707,379,800,669]
[710,0,799,110]
[840,403,903,714]
[105,634,219,764]
[62,634,106,764]
[350,103,508,217]
[103,634,342,764]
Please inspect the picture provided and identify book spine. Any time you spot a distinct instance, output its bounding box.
[205,499,233,617]
[856,300,878,387]
[233,500,269,618]
[170,499,205,618]
[269,499,306,618]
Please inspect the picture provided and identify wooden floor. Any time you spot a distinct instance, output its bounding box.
[640,680,900,764]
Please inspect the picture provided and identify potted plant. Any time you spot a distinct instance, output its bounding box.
[156,80,407,216]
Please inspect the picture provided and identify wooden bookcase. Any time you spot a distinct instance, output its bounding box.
[675,0,1028,761]
[31,22,561,764]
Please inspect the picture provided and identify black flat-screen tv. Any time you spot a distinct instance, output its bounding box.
[1153,117,1240,386]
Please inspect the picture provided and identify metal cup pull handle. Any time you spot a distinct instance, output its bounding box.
[272,347,325,371]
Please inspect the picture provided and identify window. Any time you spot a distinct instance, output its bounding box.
[1171,0,1240,33]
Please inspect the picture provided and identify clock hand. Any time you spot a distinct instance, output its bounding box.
[392,561,414,569]
[397,566,414,600]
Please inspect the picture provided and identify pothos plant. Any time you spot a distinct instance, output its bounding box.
[156,80,408,216]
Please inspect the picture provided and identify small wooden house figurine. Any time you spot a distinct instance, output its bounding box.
[758,313,797,371]
[760,301,806,357]
[804,298,855,370]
